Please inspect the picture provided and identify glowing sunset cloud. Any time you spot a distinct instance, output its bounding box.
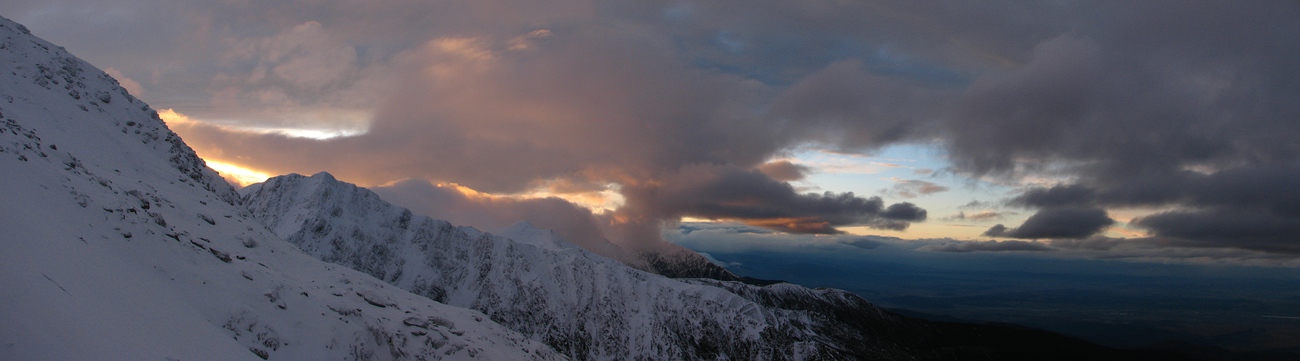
[205,160,273,188]
[520,187,625,213]
[158,108,367,140]
[429,181,623,213]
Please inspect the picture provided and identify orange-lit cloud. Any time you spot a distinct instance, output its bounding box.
[159,108,366,140]
[205,160,273,188]
[747,218,836,234]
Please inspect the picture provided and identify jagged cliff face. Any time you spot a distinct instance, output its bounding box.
[0,15,561,361]
[244,172,922,360]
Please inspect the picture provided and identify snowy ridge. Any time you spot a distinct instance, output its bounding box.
[245,172,921,360]
[497,222,580,252]
[0,15,560,361]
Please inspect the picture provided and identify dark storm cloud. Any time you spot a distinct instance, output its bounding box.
[994,162,1300,248]
[756,160,811,182]
[1103,164,1300,252]
[1134,208,1300,254]
[922,239,1051,253]
[1010,184,1096,208]
[945,2,1300,251]
[981,224,1008,237]
[983,207,1114,239]
[621,164,926,234]
[881,202,927,222]
[1180,163,1300,216]
[767,60,954,148]
[947,3,1300,182]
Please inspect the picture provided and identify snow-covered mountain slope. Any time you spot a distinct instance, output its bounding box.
[245,172,924,360]
[0,15,561,361]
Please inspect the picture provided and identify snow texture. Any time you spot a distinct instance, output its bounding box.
[246,173,921,360]
[0,15,561,361]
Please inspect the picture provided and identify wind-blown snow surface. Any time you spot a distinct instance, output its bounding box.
[245,173,921,360]
[0,16,560,361]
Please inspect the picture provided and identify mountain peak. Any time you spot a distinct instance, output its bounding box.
[309,171,336,181]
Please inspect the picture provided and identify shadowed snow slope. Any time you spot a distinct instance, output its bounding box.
[245,172,921,360]
[0,15,560,361]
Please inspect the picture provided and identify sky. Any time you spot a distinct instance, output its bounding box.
[3,1,1299,266]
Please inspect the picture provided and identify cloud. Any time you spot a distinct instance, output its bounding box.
[667,222,911,255]
[679,222,774,236]
[884,178,949,198]
[938,2,1300,252]
[1134,208,1300,254]
[881,202,928,223]
[983,207,1114,239]
[921,239,1051,253]
[369,178,633,260]
[842,238,886,250]
[1010,184,1096,208]
[225,21,359,93]
[10,0,1300,257]
[1046,237,1131,252]
[767,60,952,148]
[668,224,1300,267]
[619,164,926,235]
[160,19,933,254]
[757,160,811,182]
[967,210,1010,221]
[696,252,741,268]
[995,163,1300,251]
[949,210,1012,222]
[205,20,384,133]
[1041,236,1300,267]
[981,224,1009,237]
[958,199,993,210]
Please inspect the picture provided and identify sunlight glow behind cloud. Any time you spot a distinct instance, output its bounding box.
[205,160,272,187]
[432,181,625,213]
[159,108,367,140]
